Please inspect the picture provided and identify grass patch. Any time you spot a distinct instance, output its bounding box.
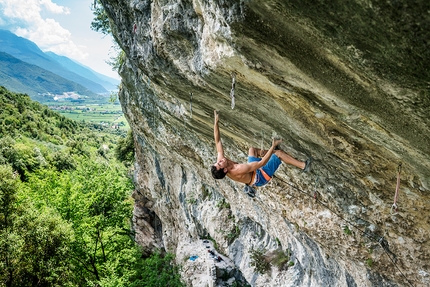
[272,249,292,270]
[266,249,294,271]
[343,225,352,236]
[201,185,211,201]
[217,198,230,210]
[226,225,240,244]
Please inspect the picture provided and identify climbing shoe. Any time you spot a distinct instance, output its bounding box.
[303,157,313,172]
[243,185,256,198]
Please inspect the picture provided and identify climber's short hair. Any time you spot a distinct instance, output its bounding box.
[211,165,227,179]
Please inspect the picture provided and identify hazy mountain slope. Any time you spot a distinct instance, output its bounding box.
[0,52,96,98]
[0,29,108,94]
[45,51,119,91]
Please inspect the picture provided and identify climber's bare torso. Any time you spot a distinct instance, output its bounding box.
[213,157,253,184]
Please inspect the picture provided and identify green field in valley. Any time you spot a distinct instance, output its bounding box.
[48,102,129,130]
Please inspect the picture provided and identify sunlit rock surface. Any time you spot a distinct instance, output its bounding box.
[100,0,429,286]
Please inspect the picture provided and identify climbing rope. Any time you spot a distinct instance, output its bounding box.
[390,163,402,215]
[273,175,415,287]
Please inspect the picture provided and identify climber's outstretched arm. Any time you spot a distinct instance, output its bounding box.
[214,110,224,162]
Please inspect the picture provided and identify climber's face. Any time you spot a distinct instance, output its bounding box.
[214,157,227,170]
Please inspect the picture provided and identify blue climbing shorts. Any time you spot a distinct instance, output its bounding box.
[248,154,282,187]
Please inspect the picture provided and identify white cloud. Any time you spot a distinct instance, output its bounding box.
[0,0,86,60]
[2,0,42,23]
[40,0,70,14]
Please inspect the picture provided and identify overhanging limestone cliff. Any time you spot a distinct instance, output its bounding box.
[100,0,429,286]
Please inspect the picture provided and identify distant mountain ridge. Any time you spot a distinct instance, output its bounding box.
[0,29,119,97]
[0,52,97,100]
[45,52,118,91]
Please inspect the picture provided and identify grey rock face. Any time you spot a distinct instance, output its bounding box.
[101,0,429,286]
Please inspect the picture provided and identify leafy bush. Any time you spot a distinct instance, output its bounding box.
[50,150,76,171]
[0,138,41,180]
[115,129,135,164]
[250,248,270,274]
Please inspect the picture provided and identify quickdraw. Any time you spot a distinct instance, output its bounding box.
[260,130,264,151]
[378,236,397,263]
[390,163,402,215]
[189,92,193,119]
[230,73,235,109]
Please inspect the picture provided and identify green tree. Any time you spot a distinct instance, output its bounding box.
[129,252,185,287]
[91,0,111,35]
[114,130,135,165]
[11,207,74,287]
[0,165,74,287]
[25,158,135,285]
[90,1,125,72]
[0,165,19,286]
[50,149,77,171]
[0,137,43,180]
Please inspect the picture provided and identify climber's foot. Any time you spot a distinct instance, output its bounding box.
[303,157,313,172]
[244,185,256,198]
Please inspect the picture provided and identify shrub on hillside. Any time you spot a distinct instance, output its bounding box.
[50,150,76,171]
[115,130,135,164]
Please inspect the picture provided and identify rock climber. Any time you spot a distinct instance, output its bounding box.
[211,110,311,197]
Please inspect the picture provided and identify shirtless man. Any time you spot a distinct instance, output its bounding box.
[211,110,311,196]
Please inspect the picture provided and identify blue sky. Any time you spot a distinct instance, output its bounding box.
[0,0,120,80]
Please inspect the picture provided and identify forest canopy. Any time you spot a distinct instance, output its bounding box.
[0,87,184,287]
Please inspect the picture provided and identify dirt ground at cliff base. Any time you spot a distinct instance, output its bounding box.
[177,239,235,286]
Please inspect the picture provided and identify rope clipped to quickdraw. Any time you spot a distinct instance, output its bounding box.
[230,73,236,109]
[189,92,193,119]
[390,163,402,215]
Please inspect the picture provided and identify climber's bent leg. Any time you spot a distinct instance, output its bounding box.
[274,150,306,170]
[248,147,269,158]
